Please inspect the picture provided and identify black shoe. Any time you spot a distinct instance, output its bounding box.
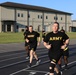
[59,65,63,71]
[64,65,68,70]
[59,66,63,71]
[27,63,31,68]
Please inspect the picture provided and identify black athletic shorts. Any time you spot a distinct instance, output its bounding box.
[63,48,69,57]
[29,43,37,51]
[25,42,29,46]
[48,50,62,64]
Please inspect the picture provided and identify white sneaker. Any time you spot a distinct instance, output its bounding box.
[26,56,29,59]
[61,71,63,75]
[36,60,41,65]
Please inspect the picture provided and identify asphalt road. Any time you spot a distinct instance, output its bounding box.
[0,40,76,75]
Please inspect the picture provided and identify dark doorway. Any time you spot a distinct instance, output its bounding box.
[2,25,5,32]
[7,25,11,31]
[38,25,41,31]
[71,27,76,32]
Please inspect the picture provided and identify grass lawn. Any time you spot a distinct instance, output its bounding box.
[0,32,76,44]
[66,32,76,39]
[0,32,24,44]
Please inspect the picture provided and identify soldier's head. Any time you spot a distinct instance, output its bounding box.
[25,26,28,31]
[29,25,33,32]
[60,27,65,33]
[60,29,65,33]
[52,22,59,33]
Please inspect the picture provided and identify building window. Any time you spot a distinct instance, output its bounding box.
[38,15,43,19]
[18,13,20,17]
[21,13,23,17]
[38,15,39,19]
[61,17,63,20]
[41,15,42,19]
[46,16,48,19]
[54,16,56,20]
[56,16,58,20]
[17,25,19,29]
[28,14,30,18]
[54,16,58,20]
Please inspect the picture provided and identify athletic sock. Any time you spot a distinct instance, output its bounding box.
[37,58,39,61]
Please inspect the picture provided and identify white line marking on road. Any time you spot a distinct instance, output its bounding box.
[62,60,76,68]
[29,71,36,75]
[0,49,46,58]
[10,60,76,75]
[0,51,47,63]
[0,52,25,58]
[25,70,48,74]
[0,55,48,69]
[9,60,50,75]
[44,72,50,75]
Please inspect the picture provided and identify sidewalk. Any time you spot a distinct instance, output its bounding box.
[0,42,45,53]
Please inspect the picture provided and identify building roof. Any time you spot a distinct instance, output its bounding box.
[0,2,72,15]
[72,20,76,22]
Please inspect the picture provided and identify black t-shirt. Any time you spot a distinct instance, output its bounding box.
[25,31,40,44]
[42,33,46,38]
[60,29,65,33]
[23,30,28,36]
[23,30,29,41]
[44,31,69,52]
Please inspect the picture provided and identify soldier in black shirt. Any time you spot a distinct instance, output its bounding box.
[60,27,65,33]
[23,26,30,59]
[44,22,69,75]
[42,30,46,42]
[24,26,28,36]
[58,29,69,70]
[25,26,41,67]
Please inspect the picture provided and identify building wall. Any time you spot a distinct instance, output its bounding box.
[44,12,56,32]
[16,8,27,32]
[16,8,27,21]
[71,21,76,32]
[57,14,65,23]
[0,6,2,32]
[44,12,56,22]
[72,21,76,27]
[0,6,1,20]
[0,21,2,32]
[1,6,15,20]
[0,5,72,32]
[29,10,43,31]
[57,14,65,30]
[66,15,72,32]
[43,13,71,32]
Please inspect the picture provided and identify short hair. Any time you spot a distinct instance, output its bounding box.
[25,26,28,28]
[29,25,33,29]
[54,22,59,29]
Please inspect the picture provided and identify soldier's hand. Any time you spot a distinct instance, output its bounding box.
[37,42,40,46]
[61,44,67,49]
[46,44,51,49]
[26,39,29,43]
